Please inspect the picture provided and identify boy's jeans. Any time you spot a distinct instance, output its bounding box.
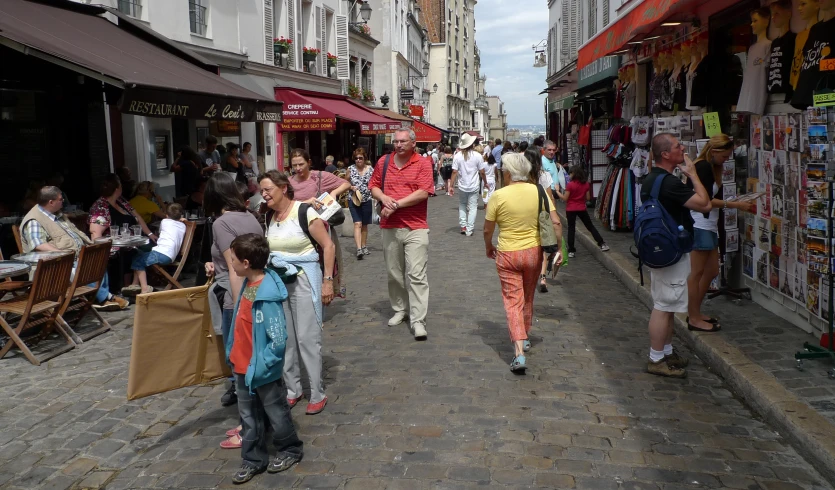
[235,374,304,469]
[458,190,479,234]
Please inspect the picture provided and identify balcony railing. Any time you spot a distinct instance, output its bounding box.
[117,0,141,18]
[189,1,207,36]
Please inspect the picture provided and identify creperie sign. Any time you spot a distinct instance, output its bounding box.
[283,104,322,116]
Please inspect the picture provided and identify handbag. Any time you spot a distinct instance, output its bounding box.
[318,171,345,226]
[537,184,559,254]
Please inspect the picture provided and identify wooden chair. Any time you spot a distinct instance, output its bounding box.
[0,253,76,365]
[150,221,196,290]
[11,224,23,254]
[54,242,112,342]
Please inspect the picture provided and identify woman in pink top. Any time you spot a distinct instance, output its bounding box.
[555,166,609,258]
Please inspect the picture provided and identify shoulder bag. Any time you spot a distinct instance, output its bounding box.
[537,184,559,254]
[373,154,391,225]
[318,171,346,226]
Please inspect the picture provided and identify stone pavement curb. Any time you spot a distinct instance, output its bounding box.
[557,206,835,486]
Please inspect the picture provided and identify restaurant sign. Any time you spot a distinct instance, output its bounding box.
[279,102,337,131]
[360,122,403,135]
[577,56,620,89]
[119,87,282,122]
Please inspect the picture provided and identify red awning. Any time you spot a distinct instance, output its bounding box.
[275,88,401,134]
[578,0,697,70]
[413,120,442,143]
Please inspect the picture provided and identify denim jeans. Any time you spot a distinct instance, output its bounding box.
[94,272,111,304]
[458,190,479,234]
[222,309,235,382]
[235,374,304,469]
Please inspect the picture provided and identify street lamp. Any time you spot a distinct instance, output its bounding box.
[348,0,372,27]
[433,83,438,93]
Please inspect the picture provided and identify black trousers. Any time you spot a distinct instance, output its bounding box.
[566,210,604,252]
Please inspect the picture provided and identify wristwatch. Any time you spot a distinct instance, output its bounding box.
[323,276,334,281]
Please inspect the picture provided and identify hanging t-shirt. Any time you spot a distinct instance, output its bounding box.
[789,27,811,90]
[791,17,835,110]
[622,83,637,120]
[660,71,675,111]
[767,31,797,101]
[685,65,702,110]
[673,66,689,110]
[630,148,651,178]
[630,116,653,146]
[689,56,712,107]
[737,40,771,114]
[650,71,667,114]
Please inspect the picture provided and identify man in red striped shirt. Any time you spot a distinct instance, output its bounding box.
[370,128,435,340]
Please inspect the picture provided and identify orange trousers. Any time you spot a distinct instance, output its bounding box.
[495,246,543,342]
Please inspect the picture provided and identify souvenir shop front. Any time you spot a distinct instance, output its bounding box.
[578,0,835,333]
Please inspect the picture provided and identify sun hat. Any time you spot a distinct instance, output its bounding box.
[351,190,362,206]
[458,133,477,150]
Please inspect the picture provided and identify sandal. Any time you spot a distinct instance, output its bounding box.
[220,433,242,449]
[226,425,242,437]
[539,275,548,293]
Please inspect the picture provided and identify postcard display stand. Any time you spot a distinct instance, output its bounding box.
[772,107,835,379]
[711,151,750,300]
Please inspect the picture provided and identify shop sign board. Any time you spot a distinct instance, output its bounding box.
[577,57,620,89]
[410,105,424,117]
[548,94,575,113]
[813,91,835,107]
[119,87,282,122]
[360,122,403,135]
[413,120,442,143]
[703,112,722,137]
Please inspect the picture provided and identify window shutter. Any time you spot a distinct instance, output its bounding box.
[336,14,350,80]
[295,0,303,66]
[569,0,579,59]
[288,0,296,69]
[560,0,569,58]
[265,0,274,65]
[315,6,323,75]
[320,8,328,75]
[603,0,609,27]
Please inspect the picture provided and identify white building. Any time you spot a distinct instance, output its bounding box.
[487,95,507,142]
[471,44,489,141]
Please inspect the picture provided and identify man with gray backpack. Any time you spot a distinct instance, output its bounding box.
[636,134,711,378]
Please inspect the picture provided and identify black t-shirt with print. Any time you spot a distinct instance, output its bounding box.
[640,167,697,233]
[768,31,797,101]
[688,55,712,107]
[791,17,835,110]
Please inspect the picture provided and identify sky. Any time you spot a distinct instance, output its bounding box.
[474,0,549,126]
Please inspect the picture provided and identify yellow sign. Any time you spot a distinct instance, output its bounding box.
[813,91,835,107]
[703,112,721,137]
[821,58,835,72]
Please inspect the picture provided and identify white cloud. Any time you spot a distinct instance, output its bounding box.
[475,0,548,126]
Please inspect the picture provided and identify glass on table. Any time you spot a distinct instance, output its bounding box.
[121,224,130,237]
[131,225,141,237]
[109,226,119,238]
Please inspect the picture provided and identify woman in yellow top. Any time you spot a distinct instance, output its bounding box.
[129,181,167,224]
[483,152,562,373]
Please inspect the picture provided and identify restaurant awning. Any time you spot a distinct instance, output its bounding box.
[0,0,282,122]
[413,120,442,143]
[275,88,402,135]
[371,108,414,126]
[577,0,703,70]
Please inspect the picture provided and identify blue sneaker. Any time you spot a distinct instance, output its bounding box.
[510,355,527,373]
[523,340,531,352]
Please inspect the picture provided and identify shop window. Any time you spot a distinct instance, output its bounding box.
[189,0,208,37]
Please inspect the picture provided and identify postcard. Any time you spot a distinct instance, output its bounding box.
[725,208,739,230]
[808,124,828,145]
[788,113,801,152]
[743,240,754,278]
[810,144,829,161]
[722,160,735,183]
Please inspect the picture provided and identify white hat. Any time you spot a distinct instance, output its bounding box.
[458,133,477,149]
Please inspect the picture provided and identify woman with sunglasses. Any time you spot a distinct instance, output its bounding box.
[348,148,374,259]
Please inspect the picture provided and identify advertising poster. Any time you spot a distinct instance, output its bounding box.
[772,184,784,218]
[797,227,808,265]
[770,217,783,255]
[788,113,801,152]
[807,270,822,317]
[775,115,787,151]
[751,115,762,149]
[774,150,787,185]
[743,240,755,278]
[780,257,796,298]
[756,216,771,251]
[762,151,774,184]
[770,252,781,289]
[726,229,739,253]
[749,148,760,178]
[763,116,775,152]
[755,247,769,285]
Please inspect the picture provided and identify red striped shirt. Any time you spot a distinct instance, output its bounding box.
[370,152,435,230]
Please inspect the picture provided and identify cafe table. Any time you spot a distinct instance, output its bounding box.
[0,261,30,280]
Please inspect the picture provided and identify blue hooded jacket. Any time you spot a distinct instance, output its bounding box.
[225,268,289,392]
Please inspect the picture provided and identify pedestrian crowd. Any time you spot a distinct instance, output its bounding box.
[6,125,748,485]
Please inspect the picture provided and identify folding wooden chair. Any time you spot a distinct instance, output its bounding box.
[55,242,112,342]
[151,221,196,290]
[0,253,75,365]
[11,224,23,254]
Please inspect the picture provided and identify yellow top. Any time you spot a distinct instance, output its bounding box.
[266,201,319,256]
[486,183,555,252]
[790,28,811,89]
[129,195,160,224]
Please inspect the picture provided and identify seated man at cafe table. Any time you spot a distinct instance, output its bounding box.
[20,186,129,311]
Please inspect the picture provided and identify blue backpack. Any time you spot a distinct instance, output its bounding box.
[632,174,693,284]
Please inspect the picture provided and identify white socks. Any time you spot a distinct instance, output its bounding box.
[649,348,665,362]
[663,344,673,356]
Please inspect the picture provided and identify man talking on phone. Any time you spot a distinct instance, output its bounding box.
[640,134,711,378]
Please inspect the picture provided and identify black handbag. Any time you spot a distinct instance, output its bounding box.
[319,171,346,226]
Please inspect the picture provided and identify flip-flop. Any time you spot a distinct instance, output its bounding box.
[225,426,242,437]
[220,434,242,449]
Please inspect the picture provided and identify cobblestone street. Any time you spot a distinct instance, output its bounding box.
[0,197,831,489]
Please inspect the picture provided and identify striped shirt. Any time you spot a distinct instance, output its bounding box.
[370,152,435,230]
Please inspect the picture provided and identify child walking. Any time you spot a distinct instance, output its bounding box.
[226,233,303,484]
[122,203,186,295]
[481,146,497,205]
[555,166,609,258]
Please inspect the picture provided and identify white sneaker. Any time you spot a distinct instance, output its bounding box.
[568,252,576,258]
[412,322,427,340]
[600,244,610,252]
[388,311,408,326]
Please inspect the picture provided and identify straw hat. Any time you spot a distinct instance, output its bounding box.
[458,133,477,149]
[351,190,362,206]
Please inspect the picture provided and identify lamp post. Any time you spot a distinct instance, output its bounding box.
[348,0,372,28]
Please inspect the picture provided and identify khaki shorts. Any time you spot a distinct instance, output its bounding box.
[649,253,691,313]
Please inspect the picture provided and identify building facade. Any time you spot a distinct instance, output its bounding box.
[487,96,507,142]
